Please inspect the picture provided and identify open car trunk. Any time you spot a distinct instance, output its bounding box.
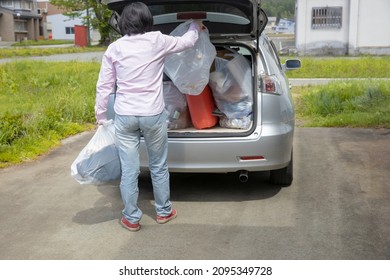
[105,0,266,137]
[162,43,257,137]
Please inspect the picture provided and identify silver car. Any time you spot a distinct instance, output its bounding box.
[104,0,301,185]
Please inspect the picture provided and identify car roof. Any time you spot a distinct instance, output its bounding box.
[104,0,264,39]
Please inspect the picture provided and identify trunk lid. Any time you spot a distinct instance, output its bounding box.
[104,0,266,40]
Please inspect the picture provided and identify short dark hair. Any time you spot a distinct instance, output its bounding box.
[119,2,153,35]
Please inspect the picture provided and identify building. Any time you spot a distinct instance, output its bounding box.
[46,10,85,40]
[36,1,62,40]
[36,1,85,40]
[0,0,42,41]
[39,1,99,42]
[275,18,295,34]
[264,16,276,34]
[295,0,390,55]
[0,0,97,43]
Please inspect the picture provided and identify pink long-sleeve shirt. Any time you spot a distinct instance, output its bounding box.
[95,23,200,122]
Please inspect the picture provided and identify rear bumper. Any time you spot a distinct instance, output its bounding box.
[139,121,294,173]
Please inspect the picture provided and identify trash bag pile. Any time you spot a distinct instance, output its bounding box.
[163,21,253,130]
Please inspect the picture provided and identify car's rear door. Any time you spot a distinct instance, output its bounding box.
[104,0,266,40]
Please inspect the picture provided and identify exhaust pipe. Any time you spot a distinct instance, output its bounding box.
[238,170,249,183]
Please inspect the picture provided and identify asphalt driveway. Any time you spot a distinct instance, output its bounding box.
[0,127,389,260]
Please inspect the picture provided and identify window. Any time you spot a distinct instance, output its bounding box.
[14,20,28,32]
[264,38,282,71]
[65,27,74,35]
[149,4,247,18]
[1,0,13,7]
[22,0,32,10]
[312,6,342,30]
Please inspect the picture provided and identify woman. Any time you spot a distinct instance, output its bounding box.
[95,2,201,231]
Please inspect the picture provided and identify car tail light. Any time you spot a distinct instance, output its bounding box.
[259,74,282,95]
[239,156,265,161]
[177,12,207,20]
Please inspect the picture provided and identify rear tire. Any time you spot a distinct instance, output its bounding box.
[270,151,293,186]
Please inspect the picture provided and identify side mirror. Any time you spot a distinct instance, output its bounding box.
[109,12,122,35]
[283,59,301,71]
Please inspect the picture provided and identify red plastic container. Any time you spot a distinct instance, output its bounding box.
[185,85,218,129]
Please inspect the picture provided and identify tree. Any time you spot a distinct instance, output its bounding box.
[261,0,295,20]
[50,0,112,45]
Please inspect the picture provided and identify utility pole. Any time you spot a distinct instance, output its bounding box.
[86,2,91,46]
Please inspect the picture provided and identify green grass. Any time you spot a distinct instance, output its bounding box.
[286,56,390,127]
[0,60,99,167]
[0,46,106,59]
[293,80,390,128]
[11,39,74,47]
[1,55,389,167]
[284,56,390,78]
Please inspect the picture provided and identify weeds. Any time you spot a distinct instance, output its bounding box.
[0,60,98,167]
[294,80,390,128]
[0,46,106,59]
[11,39,74,47]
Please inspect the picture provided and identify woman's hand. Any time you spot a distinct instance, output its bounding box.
[193,20,206,30]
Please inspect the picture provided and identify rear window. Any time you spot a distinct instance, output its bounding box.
[149,3,252,35]
[149,4,247,18]
[107,1,254,36]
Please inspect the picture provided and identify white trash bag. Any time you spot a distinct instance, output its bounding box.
[164,20,216,95]
[163,81,192,129]
[209,55,253,119]
[71,120,121,185]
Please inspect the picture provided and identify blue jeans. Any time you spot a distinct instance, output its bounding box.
[114,112,172,223]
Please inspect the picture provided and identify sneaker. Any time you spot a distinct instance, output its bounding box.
[156,209,177,224]
[120,217,141,232]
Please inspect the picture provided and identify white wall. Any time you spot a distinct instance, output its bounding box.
[296,0,390,55]
[350,0,390,55]
[296,0,349,55]
[47,13,84,40]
